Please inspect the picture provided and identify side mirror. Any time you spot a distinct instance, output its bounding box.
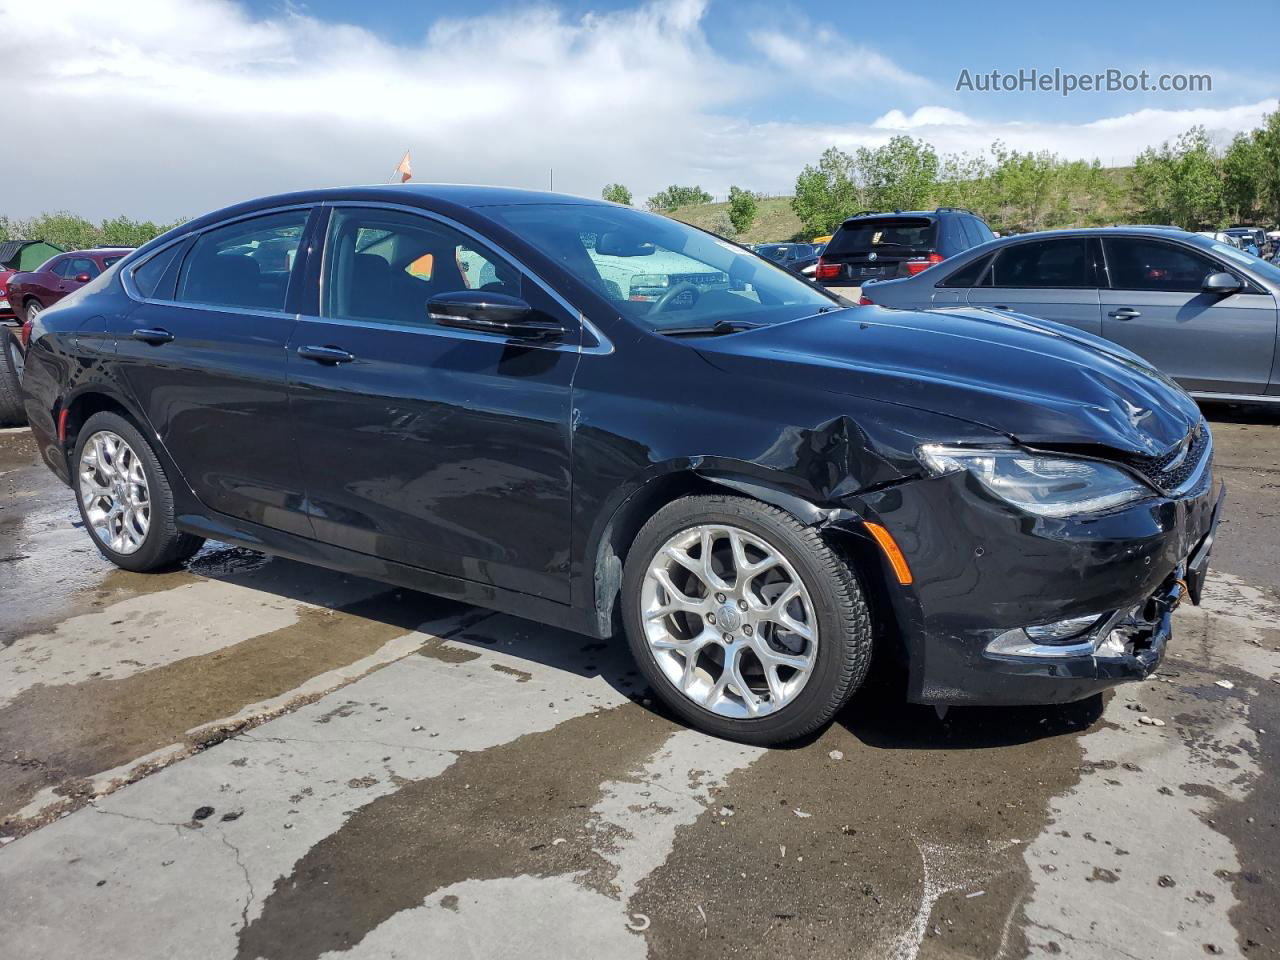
[74,273,92,283]
[1202,271,1242,296]
[427,290,565,341]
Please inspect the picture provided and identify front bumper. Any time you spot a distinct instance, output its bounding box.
[854,465,1224,707]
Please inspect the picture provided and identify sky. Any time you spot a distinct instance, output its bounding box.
[1,0,1276,222]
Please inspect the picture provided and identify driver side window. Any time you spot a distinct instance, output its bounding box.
[1103,238,1219,293]
[323,208,522,328]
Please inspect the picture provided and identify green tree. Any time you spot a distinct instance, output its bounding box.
[727,186,757,235]
[1132,127,1226,230]
[855,136,939,213]
[646,185,713,213]
[601,183,633,206]
[791,147,860,237]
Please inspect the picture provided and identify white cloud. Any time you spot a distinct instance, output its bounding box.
[0,0,1274,222]
[748,27,931,93]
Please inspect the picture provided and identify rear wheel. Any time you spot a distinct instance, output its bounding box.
[0,328,24,426]
[622,494,872,745]
[72,411,204,571]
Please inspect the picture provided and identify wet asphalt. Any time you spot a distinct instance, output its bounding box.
[0,404,1277,960]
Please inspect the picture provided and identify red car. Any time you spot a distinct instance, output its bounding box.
[8,247,132,322]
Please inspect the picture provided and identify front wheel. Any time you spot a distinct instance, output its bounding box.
[72,411,204,571]
[621,494,873,745]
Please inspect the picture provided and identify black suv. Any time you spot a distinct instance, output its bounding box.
[816,208,995,289]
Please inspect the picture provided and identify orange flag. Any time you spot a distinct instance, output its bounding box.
[394,150,412,183]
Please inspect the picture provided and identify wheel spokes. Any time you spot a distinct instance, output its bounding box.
[78,431,151,556]
[642,523,817,719]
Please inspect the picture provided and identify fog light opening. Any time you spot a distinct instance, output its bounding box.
[986,613,1111,658]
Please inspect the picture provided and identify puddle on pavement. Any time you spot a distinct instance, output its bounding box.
[628,686,1096,960]
[234,703,683,960]
[0,589,465,827]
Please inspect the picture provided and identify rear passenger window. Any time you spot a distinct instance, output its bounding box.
[131,242,188,299]
[1103,238,1219,293]
[968,218,996,244]
[177,210,307,312]
[990,239,1093,288]
[938,254,991,287]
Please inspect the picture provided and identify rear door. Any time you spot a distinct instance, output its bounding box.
[116,207,314,535]
[966,237,1103,335]
[1100,236,1278,393]
[286,204,579,602]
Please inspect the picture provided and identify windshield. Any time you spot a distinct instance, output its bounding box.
[1188,233,1280,286]
[485,203,835,331]
[826,217,937,257]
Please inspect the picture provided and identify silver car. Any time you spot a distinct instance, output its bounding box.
[860,226,1280,403]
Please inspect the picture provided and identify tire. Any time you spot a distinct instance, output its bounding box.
[72,411,205,572]
[0,328,24,427]
[621,494,872,745]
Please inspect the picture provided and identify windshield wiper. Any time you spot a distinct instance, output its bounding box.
[654,319,763,337]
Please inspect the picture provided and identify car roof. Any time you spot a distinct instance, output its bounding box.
[64,247,135,256]
[980,225,1204,246]
[172,184,614,237]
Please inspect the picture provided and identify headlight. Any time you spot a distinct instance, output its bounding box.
[918,445,1148,517]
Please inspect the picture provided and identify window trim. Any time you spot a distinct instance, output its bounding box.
[986,236,1099,290]
[1099,235,1263,295]
[120,203,314,320]
[309,199,612,356]
[936,252,993,289]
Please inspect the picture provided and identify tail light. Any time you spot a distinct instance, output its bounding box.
[904,253,945,276]
[858,295,874,306]
[815,257,841,281]
[20,319,33,348]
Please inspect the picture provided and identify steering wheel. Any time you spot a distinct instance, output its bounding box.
[648,282,700,316]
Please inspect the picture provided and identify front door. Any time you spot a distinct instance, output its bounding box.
[287,205,579,602]
[114,207,313,535]
[966,237,1103,335]
[1100,237,1279,394]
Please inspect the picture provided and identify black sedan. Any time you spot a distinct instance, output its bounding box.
[21,185,1222,744]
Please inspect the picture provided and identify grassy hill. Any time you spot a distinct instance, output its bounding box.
[668,197,808,244]
[667,166,1139,244]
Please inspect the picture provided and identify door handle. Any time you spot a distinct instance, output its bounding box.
[297,344,355,364]
[1108,308,1141,320]
[131,327,174,345]
[992,305,1009,310]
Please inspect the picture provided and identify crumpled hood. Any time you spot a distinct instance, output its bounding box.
[698,306,1201,456]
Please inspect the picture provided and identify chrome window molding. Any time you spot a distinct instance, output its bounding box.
[319,199,614,356]
[119,202,315,313]
[295,312,582,354]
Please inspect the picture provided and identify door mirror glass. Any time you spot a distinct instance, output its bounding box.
[1202,271,1242,295]
[428,290,564,341]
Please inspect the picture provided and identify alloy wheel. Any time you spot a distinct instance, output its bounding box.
[79,430,151,555]
[640,523,818,718]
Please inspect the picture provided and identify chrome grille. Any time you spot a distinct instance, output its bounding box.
[1121,420,1211,495]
